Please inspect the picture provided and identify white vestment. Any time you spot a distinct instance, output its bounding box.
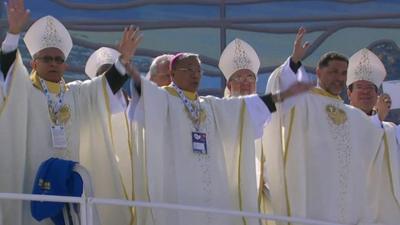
[375,122,400,225]
[78,81,132,225]
[130,79,270,225]
[263,59,387,225]
[110,93,133,201]
[0,53,29,225]
[368,116,400,225]
[0,54,130,224]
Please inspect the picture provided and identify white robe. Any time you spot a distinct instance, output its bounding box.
[0,53,29,225]
[263,59,386,225]
[368,117,400,225]
[110,93,133,201]
[78,81,132,225]
[0,55,130,224]
[130,79,270,225]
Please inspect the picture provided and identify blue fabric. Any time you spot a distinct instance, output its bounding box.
[31,158,83,225]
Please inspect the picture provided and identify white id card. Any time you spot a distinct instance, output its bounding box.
[192,131,207,154]
[51,125,67,149]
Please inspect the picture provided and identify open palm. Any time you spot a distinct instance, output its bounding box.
[6,0,30,34]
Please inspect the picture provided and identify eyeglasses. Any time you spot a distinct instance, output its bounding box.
[353,84,376,92]
[174,68,202,75]
[230,75,256,83]
[35,56,65,64]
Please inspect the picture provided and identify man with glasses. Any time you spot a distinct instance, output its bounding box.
[219,38,274,217]
[219,38,259,97]
[346,48,400,224]
[129,52,311,225]
[347,49,385,116]
[0,1,141,224]
[347,49,393,124]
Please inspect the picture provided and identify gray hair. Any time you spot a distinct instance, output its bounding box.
[147,54,174,79]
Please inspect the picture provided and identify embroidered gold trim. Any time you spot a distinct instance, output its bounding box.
[311,87,341,100]
[325,104,347,125]
[238,101,247,225]
[102,78,135,222]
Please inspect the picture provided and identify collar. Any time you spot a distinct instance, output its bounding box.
[164,85,197,101]
[30,71,68,94]
[310,87,342,101]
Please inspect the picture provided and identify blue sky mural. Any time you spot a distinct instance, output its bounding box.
[2,0,400,96]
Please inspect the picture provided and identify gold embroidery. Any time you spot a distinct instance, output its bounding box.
[311,88,341,100]
[49,104,71,124]
[42,17,63,49]
[233,39,252,71]
[325,104,347,125]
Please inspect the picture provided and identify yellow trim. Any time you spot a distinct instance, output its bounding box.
[284,108,296,162]
[238,101,247,225]
[0,96,7,116]
[283,107,296,224]
[258,145,265,225]
[30,71,68,94]
[128,121,138,225]
[257,146,264,207]
[136,86,155,224]
[310,87,341,101]
[102,77,113,142]
[164,85,197,100]
[102,78,135,223]
[143,124,156,225]
[124,111,136,225]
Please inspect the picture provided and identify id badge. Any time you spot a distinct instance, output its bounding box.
[192,131,207,154]
[51,125,67,149]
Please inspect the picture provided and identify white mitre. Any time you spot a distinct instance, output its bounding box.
[23,15,73,58]
[85,47,120,79]
[218,38,260,81]
[347,48,386,87]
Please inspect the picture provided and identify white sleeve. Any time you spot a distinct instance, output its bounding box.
[370,114,383,128]
[277,57,309,113]
[1,33,19,53]
[114,58,127,76]
[244,95,272,139]
[279,57,309,90]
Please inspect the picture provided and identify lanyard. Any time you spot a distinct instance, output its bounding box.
[39,77,66,124]
[171,82,201,131]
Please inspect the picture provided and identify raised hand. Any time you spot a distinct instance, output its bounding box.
[291,27,310,64]
[6,0,30,34]
[117,25,142,64]
[375,93,391,121]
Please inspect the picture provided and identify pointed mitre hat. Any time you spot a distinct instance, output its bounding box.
[24,15,73,58]
[85,47,120,79]
[347,48,386,87]
[218,38,260,81]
